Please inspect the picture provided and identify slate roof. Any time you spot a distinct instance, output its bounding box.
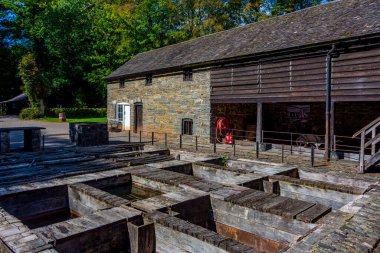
[106,0,380,80]
[0,94,28,103]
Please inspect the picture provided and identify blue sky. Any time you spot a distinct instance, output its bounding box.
[0,8,27,47]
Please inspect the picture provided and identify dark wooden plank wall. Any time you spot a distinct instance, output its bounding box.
[210,47,380,103]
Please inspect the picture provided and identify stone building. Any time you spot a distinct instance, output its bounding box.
[106,0,380,152]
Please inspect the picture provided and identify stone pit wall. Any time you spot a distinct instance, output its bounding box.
[107,69,211,143]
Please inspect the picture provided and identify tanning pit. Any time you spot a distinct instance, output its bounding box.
[0,146,378,253]
[0,185,82,229]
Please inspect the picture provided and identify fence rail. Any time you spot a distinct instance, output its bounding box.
[113,128,371,166]
[39,127,371,166]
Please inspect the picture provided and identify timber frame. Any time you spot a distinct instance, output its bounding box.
[107,0,380,167]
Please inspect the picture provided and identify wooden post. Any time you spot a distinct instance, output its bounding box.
[359,131,365,173]
[127,222,155,253]
[311,146,315,167]
[256,103,263,145]
[372,129,376,155]
[290,133,293,155]
[233,139,236,156]
[333,135,337,152]
[256,142,259,158]
[195,136,198,151]
[214,138,216,153]
[281,144,284,163]
[231,129,234,147]
[151,132,154,145]
[325,47,335,161]
[180,134,182,149]
[128,130,131,143]
[139,131,142,143]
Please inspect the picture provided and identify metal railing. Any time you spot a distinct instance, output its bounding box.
[117,128,369,166]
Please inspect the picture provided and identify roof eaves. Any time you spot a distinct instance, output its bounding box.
[105,32,380,82]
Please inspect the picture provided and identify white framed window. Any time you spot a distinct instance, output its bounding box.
[117,104,124,122]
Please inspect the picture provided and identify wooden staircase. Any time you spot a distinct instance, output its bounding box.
[353,116,380,173]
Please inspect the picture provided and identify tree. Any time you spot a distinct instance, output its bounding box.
[18,53,48,113]
[266,0,330,16]
[0,2,23,101]
[2,0,329,108]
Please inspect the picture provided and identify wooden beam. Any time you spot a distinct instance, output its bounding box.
[365,132,380,149]
[359,131,365,173]
[372,129,377,155]
[256,103,262,143]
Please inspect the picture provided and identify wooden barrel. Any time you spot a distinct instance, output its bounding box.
[59,112,66,122]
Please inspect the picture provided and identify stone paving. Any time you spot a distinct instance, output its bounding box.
[0,146,379,252]
[1,118,380,252]
[311,187,380,253]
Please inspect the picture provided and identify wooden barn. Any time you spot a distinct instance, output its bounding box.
[106,0,380,169]
[0,94,29,115]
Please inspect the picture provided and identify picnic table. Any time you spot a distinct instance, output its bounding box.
[0,127,46,152]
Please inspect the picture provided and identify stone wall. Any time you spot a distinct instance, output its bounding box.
[0,132,10,153]
[69,123,109,147]
[107,70,211,142]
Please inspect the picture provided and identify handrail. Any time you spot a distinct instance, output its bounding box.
[352,116,380,138]
[365,132,380,148]
[352,115,380,173]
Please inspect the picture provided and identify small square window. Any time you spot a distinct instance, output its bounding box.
[119,79,125,88]
[145,74,152,86]
[182,118,193,135]
[183,69,193,81]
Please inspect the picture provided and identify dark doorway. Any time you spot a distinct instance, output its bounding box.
[134,103,143,133]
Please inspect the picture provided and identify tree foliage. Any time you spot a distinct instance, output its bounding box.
[0,2,22,101]
[2,0,329,107]
[18,52,48,109]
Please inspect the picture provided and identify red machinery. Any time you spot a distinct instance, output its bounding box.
[215,118,233,144]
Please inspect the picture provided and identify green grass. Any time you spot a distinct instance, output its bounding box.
[37,117,107,123]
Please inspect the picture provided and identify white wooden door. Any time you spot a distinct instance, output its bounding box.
[117,103,130,131]
[123,104,130,130]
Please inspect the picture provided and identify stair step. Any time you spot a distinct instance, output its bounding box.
[366,150,380,169]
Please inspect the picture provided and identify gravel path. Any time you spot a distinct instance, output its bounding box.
[0,116,70,148]
[0,116,130,149]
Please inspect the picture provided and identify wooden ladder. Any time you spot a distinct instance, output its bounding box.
[352,116,380,173]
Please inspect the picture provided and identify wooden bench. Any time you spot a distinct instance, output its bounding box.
[108,119,122,132]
